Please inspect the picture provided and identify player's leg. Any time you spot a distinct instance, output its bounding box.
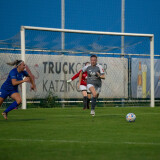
[0,89,8,119]
[2,93,22,118]
[0,97,7,119]
[0,97,8,120]
[89,86,97,98]
[10,92,22,105]
[82,90,87,110]
[0,89,8,107]
[88,85,97,116]
[0,97,4,107]
[87,93,91,109]
[80,85,88,110]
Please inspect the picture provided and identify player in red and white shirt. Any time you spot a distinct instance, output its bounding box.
[67,62,91,110]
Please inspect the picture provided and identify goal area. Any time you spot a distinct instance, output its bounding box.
[0,26,156,108]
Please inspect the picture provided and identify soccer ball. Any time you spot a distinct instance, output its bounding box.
[126,113,136,122]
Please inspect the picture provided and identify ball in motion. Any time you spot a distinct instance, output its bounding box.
[126,113,136,122]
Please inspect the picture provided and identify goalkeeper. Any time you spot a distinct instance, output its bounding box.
[0,60,36,120]
[67,62,91,110]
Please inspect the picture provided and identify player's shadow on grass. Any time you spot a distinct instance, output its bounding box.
[0,118,45,122]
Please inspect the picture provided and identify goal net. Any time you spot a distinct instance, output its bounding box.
[0,26,156,108]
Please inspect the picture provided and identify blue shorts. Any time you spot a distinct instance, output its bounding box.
[0,89,18,99]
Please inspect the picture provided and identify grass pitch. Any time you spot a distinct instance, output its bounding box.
[0,107,160,160]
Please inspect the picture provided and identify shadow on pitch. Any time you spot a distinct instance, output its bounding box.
[0,118,46,122]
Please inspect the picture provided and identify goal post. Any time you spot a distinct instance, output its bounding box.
[150,36,154,107]
[19,26,154,108]
[21,27,26,109]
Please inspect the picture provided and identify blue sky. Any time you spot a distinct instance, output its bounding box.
[0,0,160,54]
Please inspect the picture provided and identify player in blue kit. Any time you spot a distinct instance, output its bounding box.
[0,60,36,120]
[79,55,105,116]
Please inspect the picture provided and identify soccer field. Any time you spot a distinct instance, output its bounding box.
[0,107,160,160]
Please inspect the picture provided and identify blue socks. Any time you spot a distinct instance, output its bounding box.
[4,101,19,113]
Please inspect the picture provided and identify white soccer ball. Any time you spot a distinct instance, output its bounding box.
[126,113,136,122]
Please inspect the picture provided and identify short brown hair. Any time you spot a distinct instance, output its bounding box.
[90,55,97,58]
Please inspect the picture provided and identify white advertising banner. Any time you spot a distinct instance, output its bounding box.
[0,54,128,99]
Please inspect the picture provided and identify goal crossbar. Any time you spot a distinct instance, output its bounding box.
[21,26,154,37]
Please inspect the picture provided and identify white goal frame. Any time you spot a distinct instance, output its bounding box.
[20,26,154,109]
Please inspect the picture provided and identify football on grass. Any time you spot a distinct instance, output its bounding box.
[126,113,136,122]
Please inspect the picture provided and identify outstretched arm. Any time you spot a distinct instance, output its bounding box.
[67,70,81,83]
[71,71,81,81]
[28,75,36,91]
[79,71,83,86]
[12,77,30,86]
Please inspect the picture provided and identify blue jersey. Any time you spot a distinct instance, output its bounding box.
[1,68,29,92]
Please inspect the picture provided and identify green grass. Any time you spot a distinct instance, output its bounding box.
[0,107,160,160]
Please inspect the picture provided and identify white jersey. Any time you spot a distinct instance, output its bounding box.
[82,64,105,87]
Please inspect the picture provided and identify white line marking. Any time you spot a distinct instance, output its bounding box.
[0,138,160,145]
[5,112,160,118]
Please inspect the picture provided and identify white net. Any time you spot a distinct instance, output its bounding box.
[0,27,157,107]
